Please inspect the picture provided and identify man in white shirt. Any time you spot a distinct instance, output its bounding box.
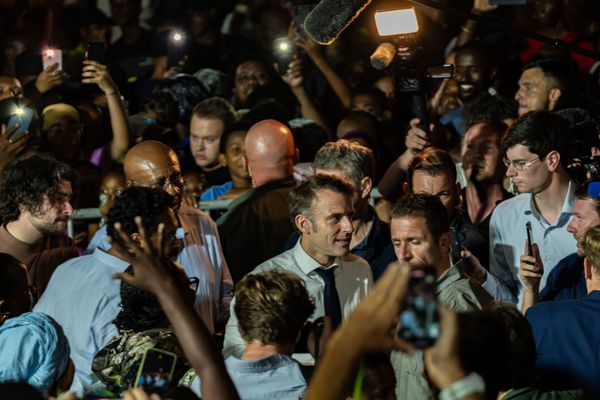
[223,174,373,357]
[473,111,576,306]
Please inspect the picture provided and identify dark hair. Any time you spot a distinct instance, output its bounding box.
[575,181,600,215]
[142,91,179,127]
[235,271,315,344]
[491,304,537,389]
[219,120,253,154]
[407,147,457,189]
[152,74,209,123]
[106,187,173,247]
[463,92,515,130]
[191,96,237,129]
[338,110,381,139]
[352,86,387,113]
[390,194,450,241]
[502,111,569,162]
[114,264,190,332]
[289,118,328,163]
[289,174,355,224]
[522,56,577,93]
[0,154,76,225]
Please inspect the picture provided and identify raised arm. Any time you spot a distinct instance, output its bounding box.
[82,60,131,162]
[112,218,239,400]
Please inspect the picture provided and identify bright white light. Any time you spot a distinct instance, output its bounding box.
[278,42,289,51]
[375,8,419,36]
[13,107,25,116]
[171,31,184,43]
[44,49,55,57]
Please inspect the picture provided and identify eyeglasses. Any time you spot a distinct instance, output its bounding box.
[502,156,542,171]
[131,174,184,191]
[188,277,199,292]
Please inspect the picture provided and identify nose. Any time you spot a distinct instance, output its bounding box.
[514,88,522,102]
[63,201,74,216]
[396,243,412,262]
[567,221,576,234]
[506,163,517,177]
[341,215,354,234]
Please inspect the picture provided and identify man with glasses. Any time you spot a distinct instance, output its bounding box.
[87,140,233,336]
[470,111,576,307]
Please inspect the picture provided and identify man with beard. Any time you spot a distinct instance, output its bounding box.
[0,154,78,295]
[35,187,181,394]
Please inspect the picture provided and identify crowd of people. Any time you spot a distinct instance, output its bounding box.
[2,0,600,399]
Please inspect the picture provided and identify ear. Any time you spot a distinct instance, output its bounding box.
[293,147,300,165]
[402,181,409,195]
[545,150,561,172]
[439,231,451,251]
[548,88,562,111]
[218,153,227,167]
[294,214,312,235]
[125,180,134,188]
[584,257,593,280]
[359,177,373,200]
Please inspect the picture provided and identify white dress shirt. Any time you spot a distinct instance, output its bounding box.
[222,239,373,358]
[485,181,576,307]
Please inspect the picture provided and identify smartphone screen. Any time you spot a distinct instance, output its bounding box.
[398,267,440,349]
[273,37,295,75]
[42,49,62,71]
[7,107,33,141]
[86,43,106,64]
[526,222,534,255]
[134,348,177,391]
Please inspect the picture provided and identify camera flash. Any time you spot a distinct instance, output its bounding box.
[278,42,289,51]
[13,107,25,116]
[45,49,55,57]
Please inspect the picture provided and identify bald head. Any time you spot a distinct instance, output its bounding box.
[123,141,184,210]
[245,119,296,186]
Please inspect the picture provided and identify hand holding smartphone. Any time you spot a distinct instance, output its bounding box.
[42,49,62,71]
[6,107,33,142]
[526,221,534,256]
[134,348,177,392]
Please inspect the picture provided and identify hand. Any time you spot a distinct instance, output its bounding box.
[472,0,498,14]
[424,307,467,389]
[111,217,175,295]
[82,60,118,96]
[35,63,66,94]
[335,261,411,353]
[279,57,304,88]
[0,124,28,173]
[460,248,487,285]
[519,240,543,290]
[405,118,430,154]
[290,21,322,58]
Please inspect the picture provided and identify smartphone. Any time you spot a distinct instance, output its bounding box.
[450,226,462,260]
[42,48,62,71]
[86,43,106,64]
[7,107,33,141]
[273,37,295,75]
[134,348,177,391]
[526,221,534,255]
[398,266,440,349]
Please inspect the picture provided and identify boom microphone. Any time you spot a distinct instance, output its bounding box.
[370,42,397,70]
[304,0,373,45]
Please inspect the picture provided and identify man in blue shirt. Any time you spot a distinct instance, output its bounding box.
[526,226,600,394]
[474,111,576,307]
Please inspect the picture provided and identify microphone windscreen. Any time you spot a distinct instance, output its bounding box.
[304,0,373,45]
[370,42,397,70]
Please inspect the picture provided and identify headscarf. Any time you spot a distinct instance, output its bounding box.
[0,312,70,393]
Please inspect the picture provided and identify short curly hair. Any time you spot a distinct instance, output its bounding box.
[0,154,76,225]
[235,271,315,345]
[105,186,174,247]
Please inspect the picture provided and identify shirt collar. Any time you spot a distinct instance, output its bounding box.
[436,261,464,294]
[525,180,576,220]
[92,247,130,269]
[292,238,340,275]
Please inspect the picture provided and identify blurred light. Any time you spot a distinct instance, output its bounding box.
[13,107,25,116]
[278,42,289,51]
[171,31,184,43]
[44,49,55,58]
[273,37,293,55]
[375,8,419,36]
